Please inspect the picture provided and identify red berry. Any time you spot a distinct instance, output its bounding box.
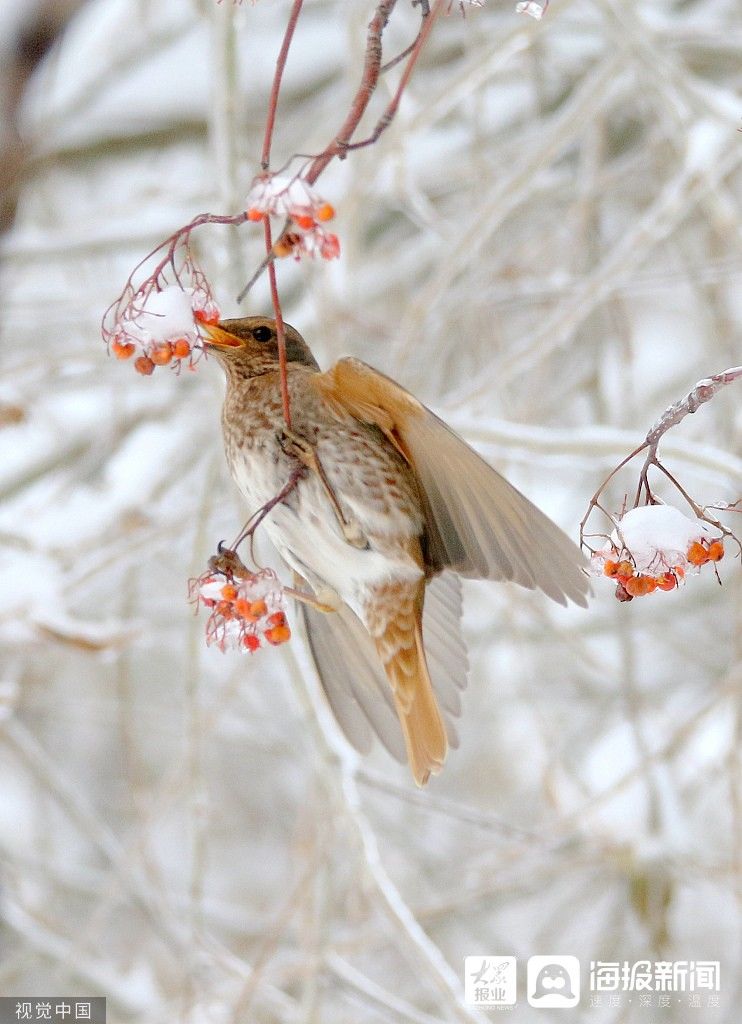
[194,307,220,326]
[112,339,135,360]
[641,575,657,594]
[707,540,724,562]
[134,355,155,376]
[149,342,173,366]
[316,202,335,222]
[687,541,709,566]
[656,572,677,592]
[625,575,654,597]
[172,338,192,359]
[265,624,291,646]
[273,233,299,258]
[243,633,261,652]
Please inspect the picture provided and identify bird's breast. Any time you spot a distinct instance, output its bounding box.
[220,370,426,615]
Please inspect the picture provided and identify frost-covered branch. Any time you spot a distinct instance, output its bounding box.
[581,366,741,601]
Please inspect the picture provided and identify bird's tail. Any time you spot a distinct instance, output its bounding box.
[374,588,448,786]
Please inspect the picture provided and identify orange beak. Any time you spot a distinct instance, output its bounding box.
[200,322,243,348]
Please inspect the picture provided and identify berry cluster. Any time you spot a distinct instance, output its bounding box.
[191,568,291,653]
[686,538,725,567]
[103,245,223,382]
[245,173,340,261]
[603,559,685,601]
[591,505,727,603]
[600,537,724,602]
[110,291,221,376]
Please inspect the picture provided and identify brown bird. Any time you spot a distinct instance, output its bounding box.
[203,316,588,785]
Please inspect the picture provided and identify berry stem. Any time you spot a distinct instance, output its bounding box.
[261,0,304,170]
[258,0,305,430]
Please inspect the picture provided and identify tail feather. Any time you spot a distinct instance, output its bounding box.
[373,586,448,786]
[389,656,448,786]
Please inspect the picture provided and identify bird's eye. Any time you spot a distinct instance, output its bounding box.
[252,325,273,343]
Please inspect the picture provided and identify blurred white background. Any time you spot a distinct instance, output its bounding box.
[0,0,739,1021]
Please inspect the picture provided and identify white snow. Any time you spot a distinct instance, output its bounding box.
[515,1,547,19]
[611,504,719,570]
[1,0,740,1008]
[246,174,329,219]
[120,284,198,344]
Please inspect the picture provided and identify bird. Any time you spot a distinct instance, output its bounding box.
[203,316,589,785]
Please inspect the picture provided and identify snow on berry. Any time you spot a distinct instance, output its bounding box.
[245,173,340,262]
[591,505,724,601]
[102,224,223,382]
[121,286,196,343]
[104,284,221,377]
[190,567,291,653]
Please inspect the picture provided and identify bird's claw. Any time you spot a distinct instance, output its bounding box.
[341,520,368,549]
[278,428,314,463]
[208,546,250,578]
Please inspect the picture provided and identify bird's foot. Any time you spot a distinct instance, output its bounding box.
[207,545,250,578]
[278,429,369,550]
[340,519,368,549]
[278,428,315,465]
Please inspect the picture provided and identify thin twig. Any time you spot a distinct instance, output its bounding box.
[237,0,442,301]
[264,216,292,428]
[305,0,444,183]
[259,0,304,428]
[261,0,304,171]
[381,0,430,73]
[283,638,490,1024]
[581,366,742,553]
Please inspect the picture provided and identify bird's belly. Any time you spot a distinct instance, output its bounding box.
[228,444,422,621]
[228,441,289,513]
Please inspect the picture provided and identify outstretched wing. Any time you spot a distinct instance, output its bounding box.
[314,358,589,607]
[297,571,467,764]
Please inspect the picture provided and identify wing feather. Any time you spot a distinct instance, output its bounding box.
[315,358,588,607]
[298,592,405,761]
[297,572,466,761]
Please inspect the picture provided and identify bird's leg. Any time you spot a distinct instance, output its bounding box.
[278,428,368,549]
[284,585,340,614]
[289,571,341,613]
[226,464,306,560]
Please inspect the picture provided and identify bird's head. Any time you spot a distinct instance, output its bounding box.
[201,316,319,378]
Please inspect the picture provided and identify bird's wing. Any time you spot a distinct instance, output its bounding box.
[297,570,466,762]
[314,358,589,607]
[422,571,467,729]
